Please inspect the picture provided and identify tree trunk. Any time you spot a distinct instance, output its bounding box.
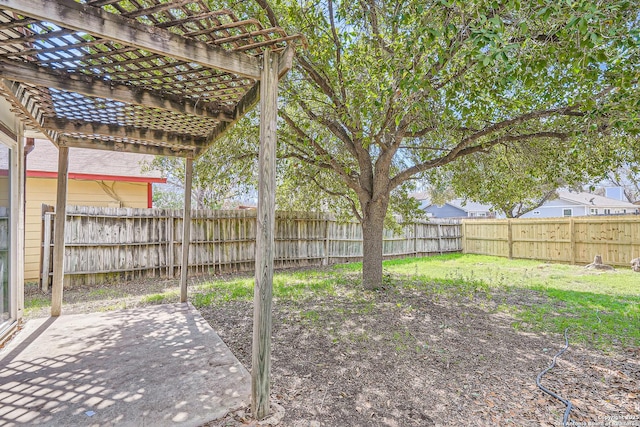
[361,200,387,290]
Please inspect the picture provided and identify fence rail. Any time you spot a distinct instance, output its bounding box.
[41,206,462,287]
[462,216,640,266]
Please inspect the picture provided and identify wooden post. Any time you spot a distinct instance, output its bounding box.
[51,146,69,317]
[414,223,418,256]
[323,218,330,266]
[462,221,467,253]
[437,223,443,255]
[167,211,174,277]
[180,157,193,303]
[40,211,53,291]
[252,48,278,421]
[507,219,513,259]
[570,218,576,265]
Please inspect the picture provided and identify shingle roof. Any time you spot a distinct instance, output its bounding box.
[27,136,162,179]
[419,197,494,213]
[447,199,494,212]
[557,190,637,208]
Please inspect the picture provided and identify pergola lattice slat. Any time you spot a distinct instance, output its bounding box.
[0,0,262,78]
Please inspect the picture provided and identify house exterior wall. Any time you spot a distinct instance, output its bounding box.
[24,177,150,281]
[522,196,637,218]
[423,203,467,218]
[522,201,588,218]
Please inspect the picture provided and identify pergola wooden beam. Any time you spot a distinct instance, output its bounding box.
[1,0,262,79]
[43,117,209,148]
[57,135,196,158]
[0,60,235,121]
[278,44,296,78]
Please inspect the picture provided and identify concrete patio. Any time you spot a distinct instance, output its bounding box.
[0,303,250,426]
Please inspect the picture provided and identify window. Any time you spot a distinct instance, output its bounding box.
[532,210,541,215]
[604,208,611,215]
[563,208,572,217]
[590,208,598,215]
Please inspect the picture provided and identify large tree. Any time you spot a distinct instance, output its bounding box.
[234,0,640,288]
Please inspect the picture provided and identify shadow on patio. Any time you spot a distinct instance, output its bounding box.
[0,303,250,426]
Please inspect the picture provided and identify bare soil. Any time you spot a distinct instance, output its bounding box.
[23,277,640,427]
[199,285,639,427]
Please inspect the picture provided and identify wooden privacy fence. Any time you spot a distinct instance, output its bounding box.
[462,216,640,266]
[41,206,462,287]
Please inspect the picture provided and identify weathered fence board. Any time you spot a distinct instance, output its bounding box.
[41,206,462,287]
[463,216,640,266]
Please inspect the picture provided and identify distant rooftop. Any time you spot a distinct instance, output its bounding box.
[27,136,162,180]
[557,190,637,208]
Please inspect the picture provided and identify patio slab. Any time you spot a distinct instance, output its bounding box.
[0,303,250,427]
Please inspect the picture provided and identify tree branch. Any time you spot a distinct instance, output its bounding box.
[328,0,347,104]
[295,98,359,158]
[281,110,361,190]
[390,130,570,189]
[304,172,362,222]
[254,0,279,27]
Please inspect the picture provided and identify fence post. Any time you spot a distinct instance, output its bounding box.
[40,211,53,291]
[323,218,330,266]
[414,223,418,256]
[507,219,513,259]
[437,223,443,255]
[570,218,576,265]
[167,211,174,277]
[462,221,467,253]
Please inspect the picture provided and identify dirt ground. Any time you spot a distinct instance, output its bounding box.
[200,286,640,427]
[23,277,640,427]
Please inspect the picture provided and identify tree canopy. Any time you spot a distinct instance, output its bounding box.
[195,0,640,288]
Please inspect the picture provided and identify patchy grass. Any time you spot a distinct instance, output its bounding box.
[191,271,345,309]
[24,295,50,315]
[22,254,639,350]
[140,291,179,305]
[192,254,639,350]
[377,254,640,349]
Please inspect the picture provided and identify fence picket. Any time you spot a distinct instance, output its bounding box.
[40,206,462,286]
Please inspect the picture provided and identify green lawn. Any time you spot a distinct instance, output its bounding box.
[376,254,640,349]
[190,254,640,350]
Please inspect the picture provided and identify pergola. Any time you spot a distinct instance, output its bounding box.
[0,0,297,418]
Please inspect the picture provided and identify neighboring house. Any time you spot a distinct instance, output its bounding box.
[521,190,639,218]
[23,135,166,282]
[414,194,497,219]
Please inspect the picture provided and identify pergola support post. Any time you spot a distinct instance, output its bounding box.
[180,157,193,303]
[51,146,69,317]
[252,48,279,420]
